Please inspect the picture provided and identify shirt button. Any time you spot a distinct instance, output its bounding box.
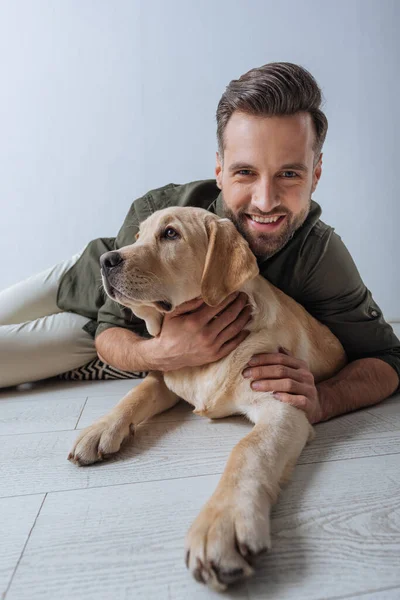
[371,310,379,317]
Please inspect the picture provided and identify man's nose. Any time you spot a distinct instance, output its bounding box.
[252,181,281,213]
[100,251,124,271]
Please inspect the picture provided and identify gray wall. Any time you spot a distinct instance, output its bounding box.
[0,0,399,321]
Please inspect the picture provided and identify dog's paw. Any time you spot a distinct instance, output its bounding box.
[185,496,271,591]
[68,417,134,466]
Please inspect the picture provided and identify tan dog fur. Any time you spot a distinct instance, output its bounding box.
[69,207,346,591]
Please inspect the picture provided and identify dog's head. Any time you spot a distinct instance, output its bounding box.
[100,207,259,336]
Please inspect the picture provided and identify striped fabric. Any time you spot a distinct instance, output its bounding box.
[57,358,147,381]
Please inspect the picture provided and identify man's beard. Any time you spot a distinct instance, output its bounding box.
[221,195,311,259]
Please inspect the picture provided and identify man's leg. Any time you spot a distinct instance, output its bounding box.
[0,312,98,388]
[0,248,97,389]
[0,249,84,325]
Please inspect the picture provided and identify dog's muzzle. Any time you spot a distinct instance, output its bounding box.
[100,251,124,273]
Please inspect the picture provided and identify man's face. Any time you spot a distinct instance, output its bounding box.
[215,111,322,258]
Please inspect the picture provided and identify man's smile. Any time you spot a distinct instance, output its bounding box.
[246,214,287,233]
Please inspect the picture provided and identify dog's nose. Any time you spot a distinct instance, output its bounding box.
[100,251,124,270]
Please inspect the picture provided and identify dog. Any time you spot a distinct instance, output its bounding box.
[68,206,346,591]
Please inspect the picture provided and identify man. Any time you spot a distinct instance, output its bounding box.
[0,62,399,425]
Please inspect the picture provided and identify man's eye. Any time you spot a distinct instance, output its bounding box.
[236,170,253,176]
[163,227,179,240]
[281,171,298,178]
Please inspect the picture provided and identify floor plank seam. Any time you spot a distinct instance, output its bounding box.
[74,396,89,429]
[3,493,47,599]
[364,407,399,425]
[0,418,197,437]
[326,583,400,600]
[0,491,46,500]
[0,471,227,501]
[2,447,400,500]
[0,429,77,438]
[301,449,400,465]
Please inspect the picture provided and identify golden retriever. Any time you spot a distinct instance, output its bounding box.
[68,207,346,591]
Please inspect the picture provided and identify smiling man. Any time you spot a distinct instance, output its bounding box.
[1,62,399,425]
[211,70,400,423]
[217,111,318,259]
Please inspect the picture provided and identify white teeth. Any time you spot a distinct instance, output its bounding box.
[250,215,282,224]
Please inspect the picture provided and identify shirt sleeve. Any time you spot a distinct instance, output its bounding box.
[94,195,151,341]
[300,229,400,392]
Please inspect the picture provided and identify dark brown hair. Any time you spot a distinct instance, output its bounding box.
[216,62,328,164]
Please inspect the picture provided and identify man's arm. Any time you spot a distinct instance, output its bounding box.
[95,327,186,373]
[242,351,399,425]
[316,357,399,422]
[95,292,252,374]
[95,327,155,372]
[242,228,400,423]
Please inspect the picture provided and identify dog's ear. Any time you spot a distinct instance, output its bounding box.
[201,216,259,306]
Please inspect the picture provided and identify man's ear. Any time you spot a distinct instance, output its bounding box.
[311,153,323,194]
[215,152,223,189]
[201,216,259,306]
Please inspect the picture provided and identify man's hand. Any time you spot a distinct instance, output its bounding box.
[148,292,252,372]
[242,348,323,424]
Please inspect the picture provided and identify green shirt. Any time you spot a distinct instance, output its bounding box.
[57,179,400,388]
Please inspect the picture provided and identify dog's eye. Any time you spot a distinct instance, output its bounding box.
[163,227,179,240]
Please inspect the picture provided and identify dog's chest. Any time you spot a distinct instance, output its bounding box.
[163,361,238,419]
[162,329,282,419]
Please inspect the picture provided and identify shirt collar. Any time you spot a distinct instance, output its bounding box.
[207,191,224,218]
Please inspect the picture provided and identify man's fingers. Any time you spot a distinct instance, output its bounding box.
[172,292,242,319]
[170,297,205,316]
[205,291,243,322]
[247,352,308,370]
[273,393,309,413]
[244,365,312,383]
[250,378,306,395]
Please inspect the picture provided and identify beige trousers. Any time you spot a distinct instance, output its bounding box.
[0,249,98,389]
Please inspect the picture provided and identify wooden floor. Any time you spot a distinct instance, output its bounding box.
[1,376,400,600]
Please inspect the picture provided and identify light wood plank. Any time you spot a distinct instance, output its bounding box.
[76,395,196,429]
[364,394,400,429]
[1,402,400,499]
[7,454,400,600]
[0,396,86,435]
[77,389,400,431]
[6,478,249,600]
[0,378,143,403]
[0,494,45,598]
[345,588,400,599]
[0,419,249,498]
[76,393,400,468]
[248,453,400,599]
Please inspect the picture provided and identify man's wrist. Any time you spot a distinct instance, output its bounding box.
[315,358,398,423]
[140,337,164,371]
[140,337,179,372]
[315,383,331,422]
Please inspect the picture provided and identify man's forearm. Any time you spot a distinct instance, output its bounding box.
[316,357,399,422]
[95,327,161,372]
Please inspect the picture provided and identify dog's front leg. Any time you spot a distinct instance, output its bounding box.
[185,398,313,591]
[68,371,179,466]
